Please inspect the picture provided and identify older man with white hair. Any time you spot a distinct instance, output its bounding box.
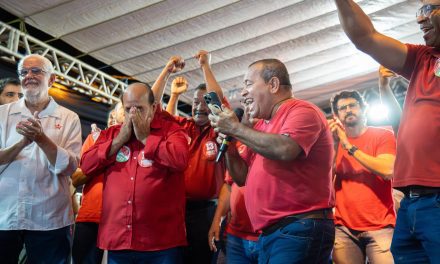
[0,54,82,263]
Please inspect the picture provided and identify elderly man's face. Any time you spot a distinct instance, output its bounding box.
[192,89,210,126]
[417,0,440,47]
[18,57,54,99]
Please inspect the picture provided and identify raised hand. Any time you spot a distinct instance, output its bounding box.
[171,76,188,95]
[328,118,350,149]
[209,106,240,135]
[115,114,133,145]
[16,111,44,143]
[166,56,185,74]
[195,50,211,67]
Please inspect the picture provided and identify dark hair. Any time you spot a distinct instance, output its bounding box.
[195,83,207,91]
[330,90,366,115]
[121,82,154,105]
[0,78,20,94]
[249,59,292,89]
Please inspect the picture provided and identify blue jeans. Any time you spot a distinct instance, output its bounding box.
[227,234,259,264]
[108,247,183,264]
[333,225,394,264]
[258,219,334,264]
[391,194,440,263]
[0,226,71,264]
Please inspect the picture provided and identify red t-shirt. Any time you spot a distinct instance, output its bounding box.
[243,98,334,231]
[225,144,259,241]
[76,133,103,223]
[334,127,396,231]
[80,110,189,251]
[393,44,440,188]
[175,117,225,200]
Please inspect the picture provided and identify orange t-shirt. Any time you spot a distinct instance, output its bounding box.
[334,127,396,231]
[76,133,103,223]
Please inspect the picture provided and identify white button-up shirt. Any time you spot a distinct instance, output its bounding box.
[0,97,82,230]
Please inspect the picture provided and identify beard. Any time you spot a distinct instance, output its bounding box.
[343,113,359,127]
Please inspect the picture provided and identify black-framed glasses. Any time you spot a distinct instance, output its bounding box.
[416,4,440,18]
[17,67,48,78]
[337,102,359,112]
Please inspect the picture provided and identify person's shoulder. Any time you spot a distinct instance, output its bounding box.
[55,103,80,120]
[0,100,20,116]
[366,126,395,137]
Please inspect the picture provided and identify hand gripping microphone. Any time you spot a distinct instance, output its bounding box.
[215,107,244,163]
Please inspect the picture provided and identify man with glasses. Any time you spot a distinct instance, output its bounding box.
[329,91,396,264]
[0,78,23,105]
[334,0,440,262]
[0,54,82,263]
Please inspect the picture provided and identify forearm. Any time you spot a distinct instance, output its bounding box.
[151,68,171,104]
[225,146,248,187]
[212,184,231,224]
[36,134,58,166]
[232,124,301,161]
[71,168,89,187]
[379,82,401,133]
[0,139,28,165]
[334,0,376,49]
[201,64,223,99]
[109,137,125,158]
[350,148,395,180]
[166,94,179,116]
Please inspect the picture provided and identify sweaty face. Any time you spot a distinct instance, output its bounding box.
[241,64,272,120]
[0,84,23,105]
[19,57,53,99]
[336,98,365,127]
[192,89,210,126]
[417,0,440,48]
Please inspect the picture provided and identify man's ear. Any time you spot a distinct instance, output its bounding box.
[48,73,56,87]
[269,77,280,94]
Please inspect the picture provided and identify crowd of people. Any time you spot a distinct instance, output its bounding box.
[0,0,439,263]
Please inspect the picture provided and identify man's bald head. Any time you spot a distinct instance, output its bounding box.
[122,82,155,105]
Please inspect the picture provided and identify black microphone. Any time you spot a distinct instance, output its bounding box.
[216,108,244,163]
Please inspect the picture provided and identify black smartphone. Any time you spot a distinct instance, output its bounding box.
[203,92,223,114]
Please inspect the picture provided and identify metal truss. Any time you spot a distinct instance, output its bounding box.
[0,21,125,105]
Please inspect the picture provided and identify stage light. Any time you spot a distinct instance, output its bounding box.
[368,102,389,122]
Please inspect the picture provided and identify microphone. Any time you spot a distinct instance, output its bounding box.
[215,108,244,163]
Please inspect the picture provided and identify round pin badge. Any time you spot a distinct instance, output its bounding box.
[203,140,218,161]
[116,146,131,162]
[138,151,153,167]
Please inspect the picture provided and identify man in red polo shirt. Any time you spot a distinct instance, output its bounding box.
[152,50,227,264]
[334,1,440,262]
[329,90,396,264]
[209,59,335,263]
[80,83,189,264]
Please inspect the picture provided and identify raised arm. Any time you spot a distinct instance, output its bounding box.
[334,0,408,73]
[195,50,224,99]
[150,56,185,105]
[166,76,188,116]
[378,66,402,134]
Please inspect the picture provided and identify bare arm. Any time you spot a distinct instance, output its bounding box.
[378,66,402,134]
[208,183,231,251]
[166,76,188,116]
[150,56,185,104]
[196,50,224,99]
[71,168,89,187]
[0,137,30,165]
[224,143,249,186]
[334,0,408,72]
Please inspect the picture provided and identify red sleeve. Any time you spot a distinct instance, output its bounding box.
[143,116,189,172]
[397,44,422,80]
[280,105,324,157]
[80,128,118,177]
[375,129,396,156]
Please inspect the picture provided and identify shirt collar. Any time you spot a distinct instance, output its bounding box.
[10,97,60,118]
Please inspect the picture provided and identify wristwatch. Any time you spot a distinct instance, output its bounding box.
[347,145,358,156]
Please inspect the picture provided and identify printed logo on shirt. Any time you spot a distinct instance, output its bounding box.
[116,145,131,162]
[203,140,218,161]
[435,58,440,77]
[138,151,153,168]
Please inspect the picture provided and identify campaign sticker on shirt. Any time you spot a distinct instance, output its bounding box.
[138,151,153,167]
[116,146,131,162]
[435,58,440,77]
[203,140,218,161]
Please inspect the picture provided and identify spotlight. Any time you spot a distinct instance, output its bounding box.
[368,102,389,122]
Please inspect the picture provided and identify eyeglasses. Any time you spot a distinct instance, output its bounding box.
[416,4,440,18]
[17,67,48,78]
[337,102,359,112]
